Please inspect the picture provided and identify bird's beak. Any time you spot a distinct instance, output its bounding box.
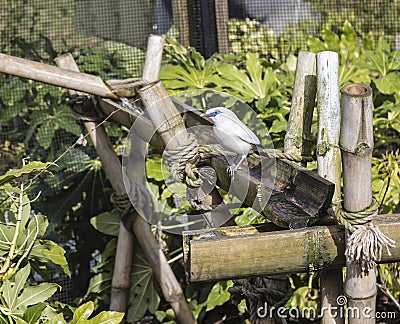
[200,112,207,117]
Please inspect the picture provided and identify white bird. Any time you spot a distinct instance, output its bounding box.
[206,107,260,177]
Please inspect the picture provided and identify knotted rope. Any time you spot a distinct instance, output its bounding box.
[336,199,396,273]
[110,184,155,231]
[229,277,292,323]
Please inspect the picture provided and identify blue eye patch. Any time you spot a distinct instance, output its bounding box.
[206,109,222,117]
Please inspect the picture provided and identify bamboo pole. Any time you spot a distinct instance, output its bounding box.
[316,51,344,324]
[284,51,317,160]
[183,214,400,281]
[215,0,230,55]
[142,35,165,82]
[54,54,135,314]
[1,53,117,99]
[341,84,375,324]
[247,51,317,324]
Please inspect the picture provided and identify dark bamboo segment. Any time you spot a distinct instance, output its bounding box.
[341,84,375,324]
[1,53,117,99]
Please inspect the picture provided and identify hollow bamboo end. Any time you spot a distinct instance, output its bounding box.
[342,84,372,98]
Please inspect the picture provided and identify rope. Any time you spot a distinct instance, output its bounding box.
[229,277,292,323]
[110,185,154,231]
[336,199,396,273]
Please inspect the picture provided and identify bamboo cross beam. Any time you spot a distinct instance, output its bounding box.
[182,214,400,282]
[0,53,118,99]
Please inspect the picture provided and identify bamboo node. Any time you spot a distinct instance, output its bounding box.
[336,199,396,273]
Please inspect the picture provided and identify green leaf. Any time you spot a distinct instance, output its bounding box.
[3,264,31,311]
[127,247,160,322]
[87,310,124,324]
[146,156,168,181]
[90,212,120,236]
[23,303,47,324]
[30,240,70,276]
[14,283,59,311]
[36,120,56,149]
[0,162,55,186]
[47,313,67,324]
[374,72,400,95]
[70,302,94,323]
[206,281,233,311]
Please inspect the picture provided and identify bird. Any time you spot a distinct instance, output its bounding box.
[205,107,260,178]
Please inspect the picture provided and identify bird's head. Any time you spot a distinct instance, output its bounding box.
[205,108,223,118]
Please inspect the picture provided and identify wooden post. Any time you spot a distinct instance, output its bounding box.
[215,0,230,55]
[142,35,165,82]
[341,84,375,324]
[1,53,117,99]
[316,51,344,324]
[172,0,191,47]
[54,54,135,314]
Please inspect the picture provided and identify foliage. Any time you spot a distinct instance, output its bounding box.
[0,161,123,323]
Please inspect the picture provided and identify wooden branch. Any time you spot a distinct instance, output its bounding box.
[54,54,135,314]
[183,214,400,282]
[341,84,375,324]
[1,53,117,99]
[316,51,344,324]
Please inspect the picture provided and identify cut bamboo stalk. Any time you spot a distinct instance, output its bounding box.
[183,214,400,281]
[54,54,135,314]
[284,51,317,161]
[341,84,375,324]
[316,51,344,324]
[1,53,117,99]
[142,35,165,82]
[215,0,230,55]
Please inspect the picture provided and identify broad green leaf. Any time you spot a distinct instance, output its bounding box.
[2,264,31,312]
[374,72,400,95]
[47,313,67,324]
[14,283,59,311]
[36,120,55,149]
[127,248,160,322]
[90,212,120,236]
[0,162,55,186]
[206,281,233,311]
[70,301,94,323]
[146,156,168,181]
[30,240,70,276]
[87,310,124,324]
[23,303,47,324]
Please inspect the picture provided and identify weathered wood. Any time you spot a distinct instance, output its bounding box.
[0,53,118,99]
[142,35,165,82]
[284,51,316,160]
[215,0,230,55]
[341,84,375,324]
[316,51,344,324]
[183,214,400,282]
[316,52,341,203]
[55,54,135,314]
